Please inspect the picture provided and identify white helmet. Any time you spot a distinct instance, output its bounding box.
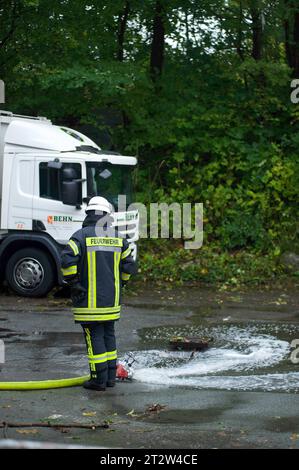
[86,196,112,214]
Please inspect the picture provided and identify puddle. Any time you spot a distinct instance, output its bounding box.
[0,327,28,342]
[0,330,88,381]
[1,322,299,390]
[143,407,231,424]
[129,323,299,393]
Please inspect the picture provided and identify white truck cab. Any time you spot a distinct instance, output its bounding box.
[0,111,138,297]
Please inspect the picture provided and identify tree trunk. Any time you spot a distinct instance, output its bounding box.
[115,1,131,131]
[150,0,165,80]
[284,1,299,77]
[236,0,244,60]
[249,0,263,60]
[116,1,130,62]
[185,8,191,56]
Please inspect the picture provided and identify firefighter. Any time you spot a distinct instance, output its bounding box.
[60,196,136,391]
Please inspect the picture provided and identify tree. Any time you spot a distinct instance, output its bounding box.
[150,0,166,79]
[116,1,130,61]
[284,0,299,77]
[249,0,264,60]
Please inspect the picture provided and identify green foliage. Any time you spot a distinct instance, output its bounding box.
[137,239,285,286]
[217,211,267,250]
[1,0,299,284]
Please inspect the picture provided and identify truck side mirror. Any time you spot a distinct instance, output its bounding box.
[62,180,79,206]
[62,167,77,180]
[61,166,82,206]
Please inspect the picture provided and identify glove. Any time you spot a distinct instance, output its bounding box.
[70,282,87,303]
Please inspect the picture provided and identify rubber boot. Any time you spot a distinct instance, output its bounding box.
[83,380,106,391]
[107,380,116,388]
[107,365,117,387]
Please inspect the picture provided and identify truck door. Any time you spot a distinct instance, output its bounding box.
[6,156,34,230]
[32,158,86,243]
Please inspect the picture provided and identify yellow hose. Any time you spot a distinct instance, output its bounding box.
[0,375,90,391]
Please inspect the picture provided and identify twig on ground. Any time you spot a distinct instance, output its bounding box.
[0,421,109,430]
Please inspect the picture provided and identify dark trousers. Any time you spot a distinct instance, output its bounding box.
[82,321,117,386]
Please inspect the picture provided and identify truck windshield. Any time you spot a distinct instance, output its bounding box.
[86,163,135,210]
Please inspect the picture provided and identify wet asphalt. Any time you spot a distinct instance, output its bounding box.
[0,282,299,449]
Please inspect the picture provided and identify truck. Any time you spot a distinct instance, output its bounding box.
[0,110,139,297]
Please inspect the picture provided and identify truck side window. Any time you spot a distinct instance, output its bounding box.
[39,162,82,201]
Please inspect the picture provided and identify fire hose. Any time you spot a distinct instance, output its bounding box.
[0,355,135,390]
[0,376,90,391]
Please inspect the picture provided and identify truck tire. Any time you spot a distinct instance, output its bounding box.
[5,248,55,297]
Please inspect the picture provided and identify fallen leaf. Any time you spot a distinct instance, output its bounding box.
[126,409,139,417]
[146,403,166,413]
[46,414,63,420]
[16,429,39,435]
[82,411,97,417]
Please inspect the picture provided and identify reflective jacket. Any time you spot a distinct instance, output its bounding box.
[61,213,136,323]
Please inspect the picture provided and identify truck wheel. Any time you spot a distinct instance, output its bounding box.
[5,248,55,297]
